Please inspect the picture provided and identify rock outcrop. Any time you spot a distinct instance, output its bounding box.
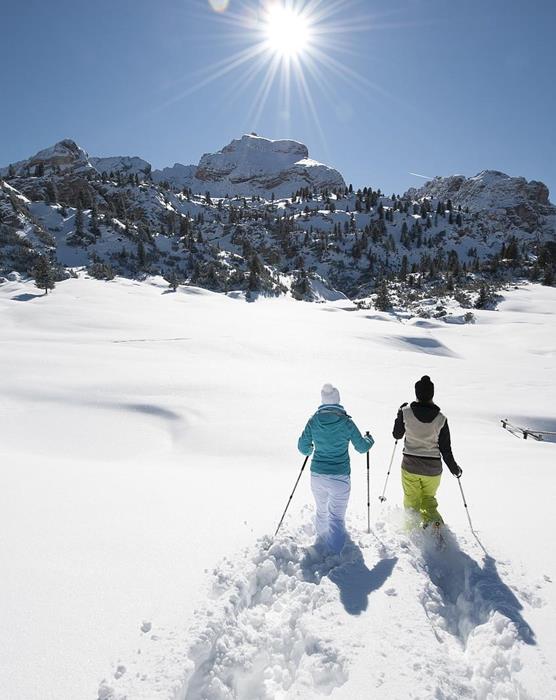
[89,156,152,180]
[405,170,554,232]
[152,134,346,197]
[0,139,93,178]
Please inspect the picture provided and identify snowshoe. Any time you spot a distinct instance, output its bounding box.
[423,520,446,550]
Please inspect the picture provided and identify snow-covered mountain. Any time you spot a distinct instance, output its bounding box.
[405,170,554,232]
[151,162,198,189]
[1,134,345,199]
[152,134,346,197]
[0,139,93,178]
[1,136,555,310]
[89,155,152,181]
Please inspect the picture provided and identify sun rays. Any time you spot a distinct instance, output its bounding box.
[159,0,405,147]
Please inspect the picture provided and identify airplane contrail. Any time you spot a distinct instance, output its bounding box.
[409,172,433,180]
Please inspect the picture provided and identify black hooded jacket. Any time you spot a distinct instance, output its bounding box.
[393,401,460,475]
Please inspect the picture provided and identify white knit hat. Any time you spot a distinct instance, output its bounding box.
[321,383,341,405]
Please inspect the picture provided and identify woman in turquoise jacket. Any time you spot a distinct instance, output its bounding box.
[298,384,374,554]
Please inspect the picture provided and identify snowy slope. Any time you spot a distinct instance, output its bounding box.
[0,277,555,700]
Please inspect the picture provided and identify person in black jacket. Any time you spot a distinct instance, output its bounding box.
[393,375,462,527]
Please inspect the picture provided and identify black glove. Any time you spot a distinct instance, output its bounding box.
[451,465,462,478]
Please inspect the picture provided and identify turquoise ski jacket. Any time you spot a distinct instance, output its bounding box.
[298,404,374,476]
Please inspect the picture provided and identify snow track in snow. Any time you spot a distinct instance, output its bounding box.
[389,521,542,700]
[181,532,350,699]
[98,510,547,700]
[98,511,357,700]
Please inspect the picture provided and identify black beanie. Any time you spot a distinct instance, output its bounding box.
[415,375,434,402]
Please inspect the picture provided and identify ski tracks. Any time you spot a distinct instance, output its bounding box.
[98,510,549,700]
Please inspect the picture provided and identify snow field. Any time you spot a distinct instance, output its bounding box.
[0,276,555,700]
[100,508,549,699]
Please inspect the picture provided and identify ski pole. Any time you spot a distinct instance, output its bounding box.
[378,440,398,503]
[457,476,488,555]
[365,433,371,533]
[274,456,309,538]
[457,476,476,532]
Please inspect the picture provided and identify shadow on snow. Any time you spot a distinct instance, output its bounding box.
[300,538,398,616]
[421,535,536,646]
[11,292,44,301]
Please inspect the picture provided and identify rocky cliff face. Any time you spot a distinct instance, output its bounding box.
[405,170,554,232]
[3,134,346,199]
[0,139,92,178]
[0,140,99,210]
[152,134,346,197]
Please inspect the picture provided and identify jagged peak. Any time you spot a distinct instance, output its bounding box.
[0,138,92,177]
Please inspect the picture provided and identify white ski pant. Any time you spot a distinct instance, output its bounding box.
[310,472,351,554]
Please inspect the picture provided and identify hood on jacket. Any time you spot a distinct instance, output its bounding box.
[409,401,441,423]
[315,404,349,426]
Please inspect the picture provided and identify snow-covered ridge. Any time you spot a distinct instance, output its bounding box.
[2,134,346,198]
[89,155,152,179]
[1,135,555,302]
[405,170,552,230]
[151,162,197,189]
[405,170,550,210]
[0,138,93,177]
[153,134,346,197]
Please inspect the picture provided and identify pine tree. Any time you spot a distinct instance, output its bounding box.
[33,256,56,295]
[375,279,392,311]
[75,206,84,239]
[164,269,184,291]
[137,240,146,268]
[505,237,519,261]
[45,180,58,204]
[474,284,489,309]
[248,255,264,292]
[292,269,311,300]
[90,204,100,239]
[542,266,554,286]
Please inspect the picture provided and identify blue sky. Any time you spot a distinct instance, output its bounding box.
[1,0,555,197]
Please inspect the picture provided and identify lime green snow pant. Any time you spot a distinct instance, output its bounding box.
[401,469,443,525]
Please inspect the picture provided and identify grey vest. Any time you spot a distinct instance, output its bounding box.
[402,405,446,459]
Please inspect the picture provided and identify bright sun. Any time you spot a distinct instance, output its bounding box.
[264,4,311,58]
